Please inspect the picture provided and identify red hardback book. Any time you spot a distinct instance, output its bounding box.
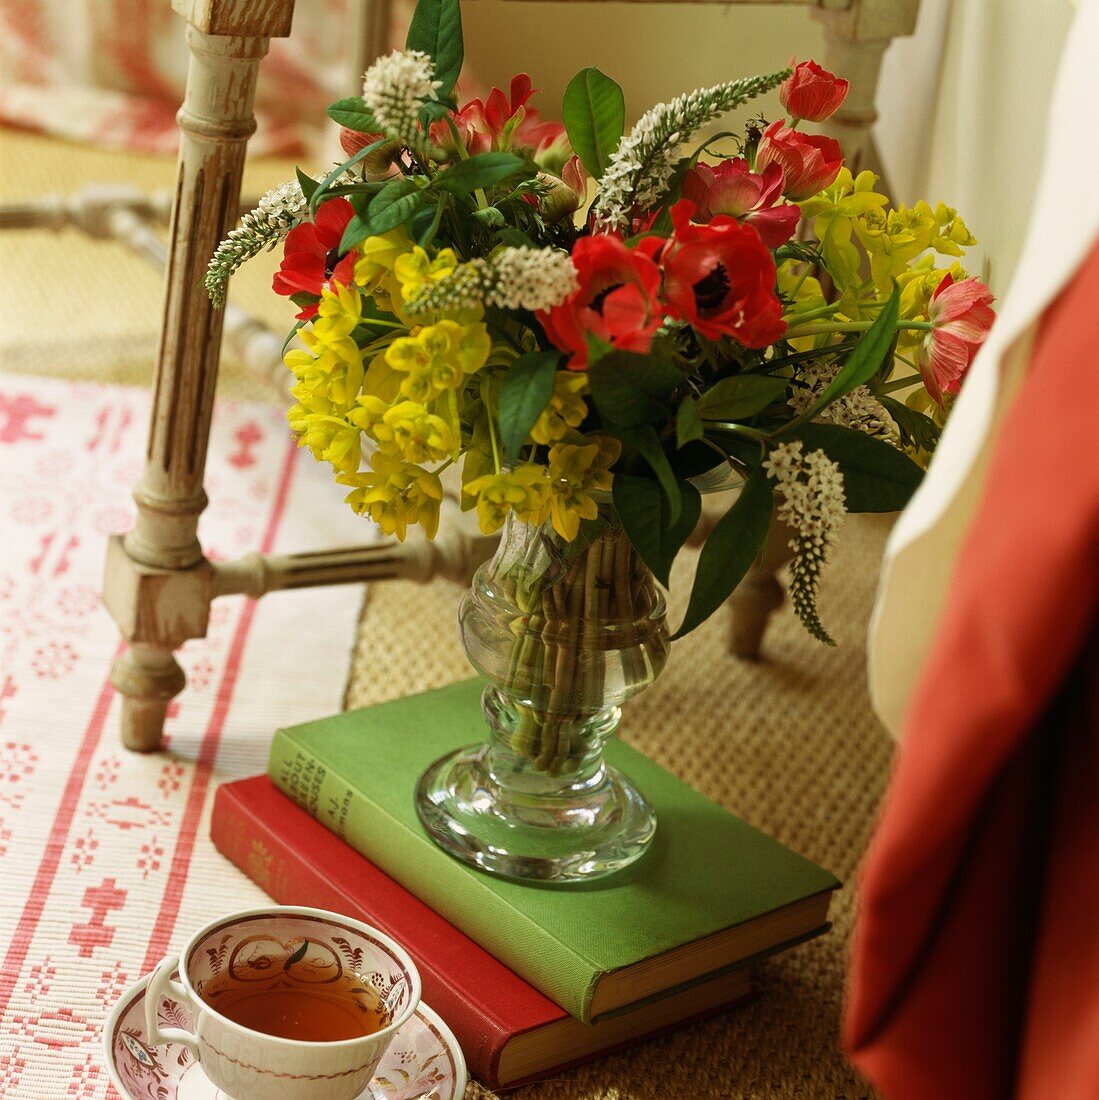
[211,775,759,1088]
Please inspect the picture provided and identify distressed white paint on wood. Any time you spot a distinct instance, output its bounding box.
[106,2,295,751]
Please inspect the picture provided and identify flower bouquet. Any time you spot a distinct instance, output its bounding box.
[208,0,994,881]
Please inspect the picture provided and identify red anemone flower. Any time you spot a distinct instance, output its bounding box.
[681,158,801,247]
[272,197,356,319]
[537,234,664,370]
[919,273,996,404]
[657,200,785,346]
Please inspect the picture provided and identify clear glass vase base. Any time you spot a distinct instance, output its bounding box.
[415,743,657,884]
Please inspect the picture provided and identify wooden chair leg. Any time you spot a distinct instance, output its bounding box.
[727,517,794,661]
[813,0,921,187]
[102,2,296,752]
[110,645,188,753]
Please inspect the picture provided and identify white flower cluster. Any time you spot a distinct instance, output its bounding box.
[763,441,846,644]
[205,180,308,308]
[361,49,441,148]
[406,248,579,316]
[592,70,789,230]
[255,180,309,229]
[489,248,579,310]
[787,362,897,439]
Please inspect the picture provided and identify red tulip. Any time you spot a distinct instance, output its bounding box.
[537,234,664,370]
[778,60,849,123]
[272,197,356,318]
[339,126,383,158]
[756,121,844,201]
[919,274,996,404]
[656,200,785,346]
[681,158,801,248]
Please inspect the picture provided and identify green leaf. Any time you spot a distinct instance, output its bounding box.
[405,0,464,98]
[282,319,307,356]
[671,440,730,480]
[340,179,423,251]
[499,351,560,465]
[310,140,385,214]
[675,396,704,449]
[614,474,701,588]
[782,289,900,434]
[295,167,320,203]
[326,97,380,133]
[794,423,924,513]
[562,67,626,178]
[494,226,536,248]
[698,375,787,421]
[419,101,455,126]
[588,351,682,429]
[672,466,773,639]
[434,153,535,195]
[615,425,682,524]
[879,395,941,454]
[369,191,424,235]
[372,177,421,217]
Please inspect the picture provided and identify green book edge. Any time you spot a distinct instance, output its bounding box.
[267,678,840,1022]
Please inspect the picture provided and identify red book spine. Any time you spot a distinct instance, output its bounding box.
[210,776,566,1089]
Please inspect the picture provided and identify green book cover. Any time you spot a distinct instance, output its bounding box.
[267,679,840,1022]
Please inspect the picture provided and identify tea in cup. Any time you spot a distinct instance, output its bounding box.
[144,905,421,1100]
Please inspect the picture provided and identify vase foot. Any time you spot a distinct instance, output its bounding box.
[415,743,656,884]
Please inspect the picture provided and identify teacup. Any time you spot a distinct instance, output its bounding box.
[145,905,422,1100]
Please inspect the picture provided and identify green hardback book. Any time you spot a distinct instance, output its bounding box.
[267,679,840,1023]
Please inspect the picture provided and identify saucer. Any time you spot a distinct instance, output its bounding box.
[104,972,467,1100]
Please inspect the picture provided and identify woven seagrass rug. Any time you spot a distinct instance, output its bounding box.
[1,129,893,1099]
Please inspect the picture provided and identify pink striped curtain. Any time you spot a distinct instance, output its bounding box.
[0,0,409,157]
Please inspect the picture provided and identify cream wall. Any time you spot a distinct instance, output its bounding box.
[464,0,1079,299]
[876,0,1077,295]
[463,2,825,129]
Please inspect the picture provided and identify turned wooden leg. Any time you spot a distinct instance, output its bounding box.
[110,645,188,753]
[101,1,296,752]
[728,517,794,661]
[813,0,921,185]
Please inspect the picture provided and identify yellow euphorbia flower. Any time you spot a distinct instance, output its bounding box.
[339,453,443,540]
[381,400,458,464]
[530,372,589,446]
[347,394,407,459]
[931,203,977,257]
[855,201,938,293]
[799,168,889,292]
[351,394,455,463]
[286,394,362,474]
[354,227,414,313]
[546,436,620,541]
[394,245,459,302]
[385,320,492,401]
[464,465,552,534]
[777,262,827,317]
[289,282,367,405]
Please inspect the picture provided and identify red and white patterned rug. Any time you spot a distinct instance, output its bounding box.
[0,376,371,1098]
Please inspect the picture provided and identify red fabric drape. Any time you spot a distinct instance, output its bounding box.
[845,240,1099,1097]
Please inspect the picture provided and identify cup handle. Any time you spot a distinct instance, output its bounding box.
[145,955,201,1061]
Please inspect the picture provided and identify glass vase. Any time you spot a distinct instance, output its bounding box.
[415,500,670,883]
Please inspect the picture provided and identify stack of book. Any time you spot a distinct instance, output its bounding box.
[211,679,839,1089]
